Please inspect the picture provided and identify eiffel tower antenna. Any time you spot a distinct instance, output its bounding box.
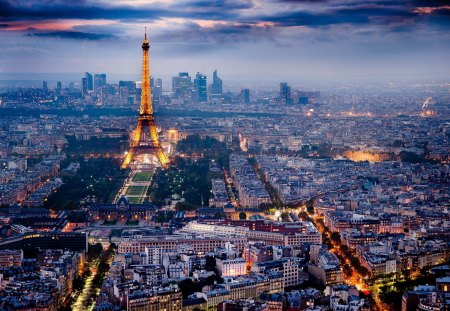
[122,29,170,169]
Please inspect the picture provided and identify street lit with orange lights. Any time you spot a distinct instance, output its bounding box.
[72,259,99,311]
[308,210,389,310]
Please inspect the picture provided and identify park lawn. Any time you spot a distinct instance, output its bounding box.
[127,197,143,204]
[125,186,147,196]
[132,171,153,182]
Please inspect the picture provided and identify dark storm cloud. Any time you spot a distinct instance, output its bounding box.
[1,0,448,27]
[155,22,274,45]
[0,0,449,44]
[0,0,166,21]
[0,0,246,22]
[178,0,254,10]
[256,2,415,28]
[27,30,115,40]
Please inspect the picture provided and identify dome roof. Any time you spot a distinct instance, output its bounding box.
[116,195,129,205]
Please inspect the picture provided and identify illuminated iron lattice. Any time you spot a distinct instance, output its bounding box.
[122,29,170,169]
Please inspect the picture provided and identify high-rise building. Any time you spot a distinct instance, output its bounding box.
[81,78,88,96]
[172,76,180,97]
[172,72,192,99]
[42,81,48,91]
[155,78,162,88]
[85,72,93,90]
[210,69,223,99]
[280,82,292,104]
[94,74,106,90]
[153,78,162,103]
[119,80,136,91]
[194,72,207,103]
[241,89,250,104]
[56,81,62,92]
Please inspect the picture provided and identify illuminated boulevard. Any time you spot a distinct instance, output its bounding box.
[253,153,387,309]
[72,259,98,311]
[305,208,389,311]
[71,248,115,311]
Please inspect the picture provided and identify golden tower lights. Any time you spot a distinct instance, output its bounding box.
[122,29,170,169]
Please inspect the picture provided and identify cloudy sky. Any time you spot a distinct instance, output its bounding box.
[1,0,449,82]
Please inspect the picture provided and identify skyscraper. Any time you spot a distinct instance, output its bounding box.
[210,69,223,99]
[194,72,207,103]
[42,81,48,91]
[172,72,192,99]
[81,78,88,96]
[172,76,180,97]
[155,78,162,88]
[56,81,62,92]
[119,80,136,91]
[241,89,250,104]
[94,74,106,90]
[153,78,162,103]
[85,72,93,91]
[280,82,292,104]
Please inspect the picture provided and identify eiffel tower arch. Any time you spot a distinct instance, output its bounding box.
[122,29,170,169]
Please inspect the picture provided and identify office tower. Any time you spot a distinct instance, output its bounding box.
[179,72,191,97]
[119,80,136,91]
[298,96,308,105]
[122,29,170,169]
[194,72,207,103]
[280,82,292,104]
[153,78,162,102]
[241,89,250,104]
[42,81,48,91]
[155,78,162,88]
[210,69,223,99]
[119,81,135,98]
[69,82,74,90]
[172,75,180,97]
[85,72,93,90]
[150,76,155,88]
[81,78,88,96]
[94,73,106,90]
[56,81,62,93]
[172,72,192,99]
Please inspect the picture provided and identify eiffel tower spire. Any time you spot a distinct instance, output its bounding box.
[122,29,170,169]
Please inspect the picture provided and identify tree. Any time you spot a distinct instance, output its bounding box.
[239,212,247,220]
[299,211,312,221]
[339,245,349,252]
[330,232,341,244]
[213,212,226,219]
[156,213,166,223]
[175,202,198,211]
[306,199,314,214]
[205,256,217,272]
[87,243,103,261]
[350,257,361,269]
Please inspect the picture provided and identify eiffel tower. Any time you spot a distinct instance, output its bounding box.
[122,29,170,169]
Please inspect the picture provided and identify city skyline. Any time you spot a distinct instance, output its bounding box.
[1,0,450,80]
[0,2,449,311]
